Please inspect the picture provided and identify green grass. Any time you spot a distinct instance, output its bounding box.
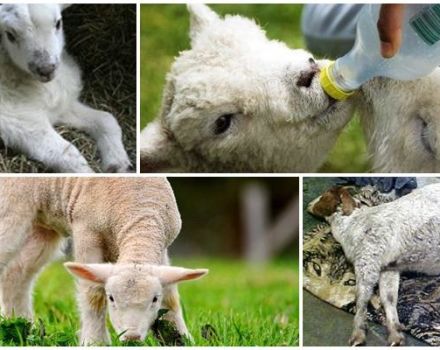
[140,4,369,172]
[0,259,298,346]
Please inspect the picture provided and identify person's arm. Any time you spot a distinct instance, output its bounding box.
[377,4,406,58]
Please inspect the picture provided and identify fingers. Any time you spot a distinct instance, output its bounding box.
[377,4,406,58]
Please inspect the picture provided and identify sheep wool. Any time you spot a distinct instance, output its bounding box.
[0,178,207,345]
[140,4,355,173]
[141,4,440,173]
[0,4,130,173]
[309,183,440,346]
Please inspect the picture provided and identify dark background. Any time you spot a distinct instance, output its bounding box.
[168,177,299,259]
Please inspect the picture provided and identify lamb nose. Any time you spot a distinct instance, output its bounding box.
[123,333,141,341]
[37,64,56,76]
[297,67,319,88]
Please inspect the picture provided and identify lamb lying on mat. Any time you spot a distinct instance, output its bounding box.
[308,183,440,346]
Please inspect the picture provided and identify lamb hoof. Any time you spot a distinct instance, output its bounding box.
[349,330,366,346]
[396,322,406,332]
[388,332,405,346]
[81,338,110,346]
[103,162,131,173]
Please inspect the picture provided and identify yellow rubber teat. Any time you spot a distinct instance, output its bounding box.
[320,62,355,101]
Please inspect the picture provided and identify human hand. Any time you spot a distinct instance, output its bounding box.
[377,4,406,58]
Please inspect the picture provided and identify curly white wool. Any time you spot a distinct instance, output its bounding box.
[0,178,208,345]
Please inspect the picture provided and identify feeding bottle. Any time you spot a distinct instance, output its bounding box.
[320,4,440,100]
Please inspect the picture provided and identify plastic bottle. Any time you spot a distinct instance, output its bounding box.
[320,4,440,100]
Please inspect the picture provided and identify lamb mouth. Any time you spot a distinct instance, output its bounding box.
[313,97,339,123]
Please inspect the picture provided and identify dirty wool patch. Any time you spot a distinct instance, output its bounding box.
[0,4,136,173]
[303,189,440,346]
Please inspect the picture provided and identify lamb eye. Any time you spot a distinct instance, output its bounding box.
[108,295,115,302]
[214,114,233,135]
[152,296,158,303]
[312,262,321,276]
[55,19,62,30]
[6,31,16,43]
[344,279,356,286]
[308,57,316,65]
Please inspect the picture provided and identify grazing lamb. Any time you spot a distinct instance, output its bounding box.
[0,178,208,345]
[0,4,130,173]
[307,184,440,346]
[140,4,354,172]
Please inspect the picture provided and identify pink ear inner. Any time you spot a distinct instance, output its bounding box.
[179,271,207,282]
[68,265,103,283]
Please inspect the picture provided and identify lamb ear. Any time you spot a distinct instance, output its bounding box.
[64,262,114,284]
[60,4,72,11]
[153,266,209,285]
[158,76,175,120]
[187,4,219,43]
[338,187,357,216]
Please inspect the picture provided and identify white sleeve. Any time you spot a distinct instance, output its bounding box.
[301,4,364,58]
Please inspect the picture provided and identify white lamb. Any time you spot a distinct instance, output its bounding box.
[140,4,354,173]
[141,4,440,173]
[0,177,208,345]
[0,4,130,173]
[308,184,440,346]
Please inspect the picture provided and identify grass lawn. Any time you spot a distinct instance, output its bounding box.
[140,4,369,172]
[0,258,298,346]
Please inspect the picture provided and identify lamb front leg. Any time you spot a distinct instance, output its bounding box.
[64,102,131,173]
[350,265,379,346]
[162,284,191,341]
[379,270,404,346]
[76,281,110,346]
[73,228,109,345]
[0,119,92,173]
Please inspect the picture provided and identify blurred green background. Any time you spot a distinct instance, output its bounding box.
[140,4,369,172]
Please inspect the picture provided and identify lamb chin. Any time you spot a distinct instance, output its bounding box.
[315,104,339,126]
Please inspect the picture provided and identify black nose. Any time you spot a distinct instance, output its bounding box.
[36,64,56,78]
[297,62,320,88]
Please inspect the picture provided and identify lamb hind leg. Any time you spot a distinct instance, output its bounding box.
[349,265,380,346]
[0,217,33,278]
[0,119,92,173]
[64,102,131,173]
[379,271,404,346]
[0,226,61,319]
[0,215,33,317]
